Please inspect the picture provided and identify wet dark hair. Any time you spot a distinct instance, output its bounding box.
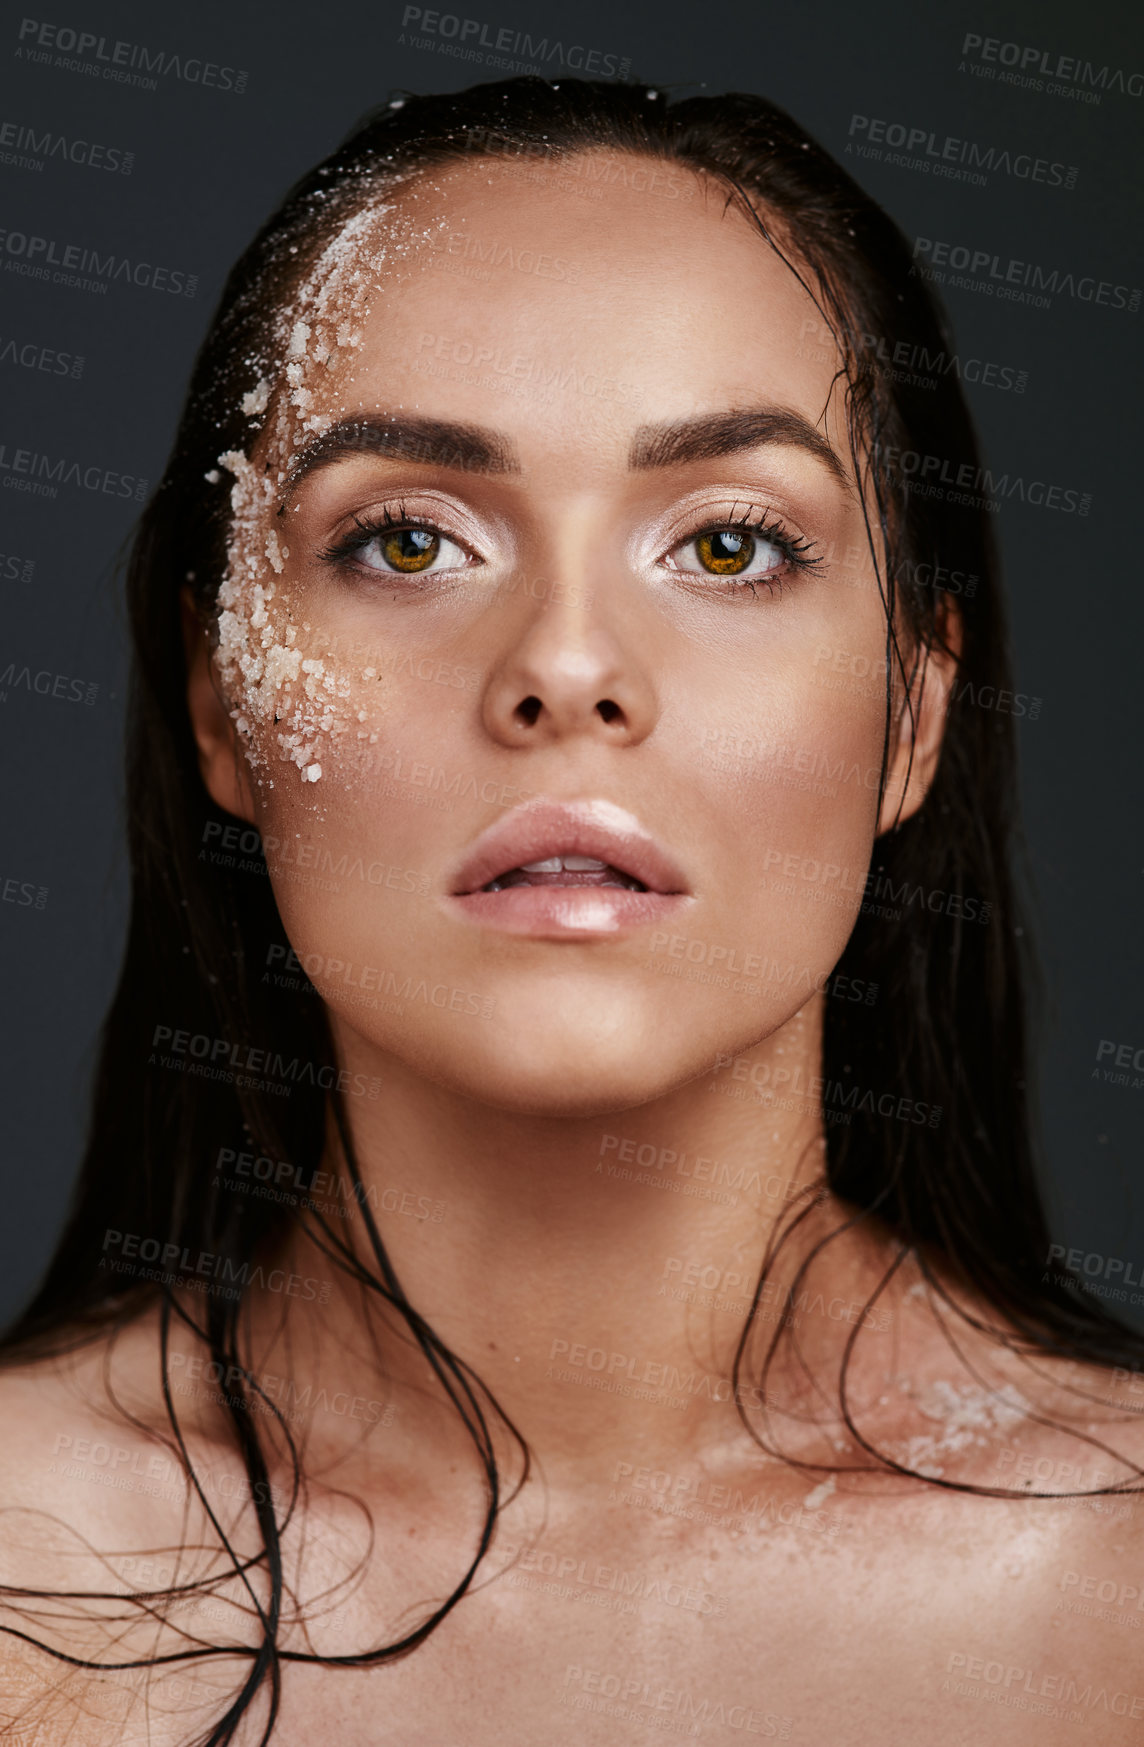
[2,75,1140,1746]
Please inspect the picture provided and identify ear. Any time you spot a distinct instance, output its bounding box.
[876,602,962,835]
[181,587,256,826]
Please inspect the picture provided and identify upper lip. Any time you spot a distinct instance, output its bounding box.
[448,799,690,896]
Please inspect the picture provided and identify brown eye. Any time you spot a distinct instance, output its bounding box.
[668,524,787,583]
[695,530,755,575]
[346,522,470,575]
[382,528,439,572]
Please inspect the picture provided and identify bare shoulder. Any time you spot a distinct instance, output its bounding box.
[0,1326,184,1655]
[0,1629,239,1747]
[1008,1348,1144,1568]
[0,1328,254,1745]
[0,1323,185,1548]
[916,1334,1144,1729]
[989,1369,1144,1733]
[0,1311,270,1587]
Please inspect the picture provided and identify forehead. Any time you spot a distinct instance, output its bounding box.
[290,152,845,447]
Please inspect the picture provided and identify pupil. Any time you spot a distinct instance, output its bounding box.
[384,528,439,572]
[699,530,754,575]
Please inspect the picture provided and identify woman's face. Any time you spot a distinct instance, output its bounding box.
[196,152,929,1116]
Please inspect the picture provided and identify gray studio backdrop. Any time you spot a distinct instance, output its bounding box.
[1,0,1141,1323]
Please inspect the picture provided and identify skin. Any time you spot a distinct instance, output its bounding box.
[1,153,1141,1746]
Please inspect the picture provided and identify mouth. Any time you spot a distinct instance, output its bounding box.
[446,800,691,938]
[477,855,649,894]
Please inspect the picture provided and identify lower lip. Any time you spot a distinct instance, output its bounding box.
[447,886,691,937]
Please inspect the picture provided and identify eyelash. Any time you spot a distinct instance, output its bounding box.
[317,500,824,592]
[317,502,464,568]
[668,502,824,596]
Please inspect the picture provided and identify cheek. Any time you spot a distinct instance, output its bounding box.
[613,683,884,1080]
[253,777,434,1021]
[230,610,420,790]
[247,670,471,997]
[677,646,887,988]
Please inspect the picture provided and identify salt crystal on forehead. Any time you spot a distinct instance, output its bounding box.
[211,197,416,786]
[242,378,272,417]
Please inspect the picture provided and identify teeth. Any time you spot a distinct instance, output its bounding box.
[517,855,611,873]
[480,853,646,893]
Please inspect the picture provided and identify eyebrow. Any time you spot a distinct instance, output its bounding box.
[287,415,521,490]
[628,408,849,487]
[284,406,849,496]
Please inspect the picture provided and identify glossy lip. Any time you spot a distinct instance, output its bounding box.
[445,798,693,938]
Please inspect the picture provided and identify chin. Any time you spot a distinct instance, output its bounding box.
[462,1065,687,1121]
[409,1020,709,1119]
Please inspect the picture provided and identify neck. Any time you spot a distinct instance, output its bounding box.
[252,994,894,1484]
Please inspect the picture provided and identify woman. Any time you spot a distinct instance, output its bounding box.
[1,77,1140,1746]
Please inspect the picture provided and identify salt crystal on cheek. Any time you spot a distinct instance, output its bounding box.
[265,529,286,575]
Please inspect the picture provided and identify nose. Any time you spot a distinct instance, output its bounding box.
[481,594,658,749]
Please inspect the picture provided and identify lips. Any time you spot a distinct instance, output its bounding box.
[446,800,691,938]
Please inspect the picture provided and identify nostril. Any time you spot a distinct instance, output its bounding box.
[514,695,542,727]
[596,698,622,724]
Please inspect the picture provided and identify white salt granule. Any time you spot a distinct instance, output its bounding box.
[888,1381,1029,1479]
[916,1380,1028,1434]
[265,528,285,575]
[802,1475,835,1511]
[262,646,301,690]
[241,377,272,417]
